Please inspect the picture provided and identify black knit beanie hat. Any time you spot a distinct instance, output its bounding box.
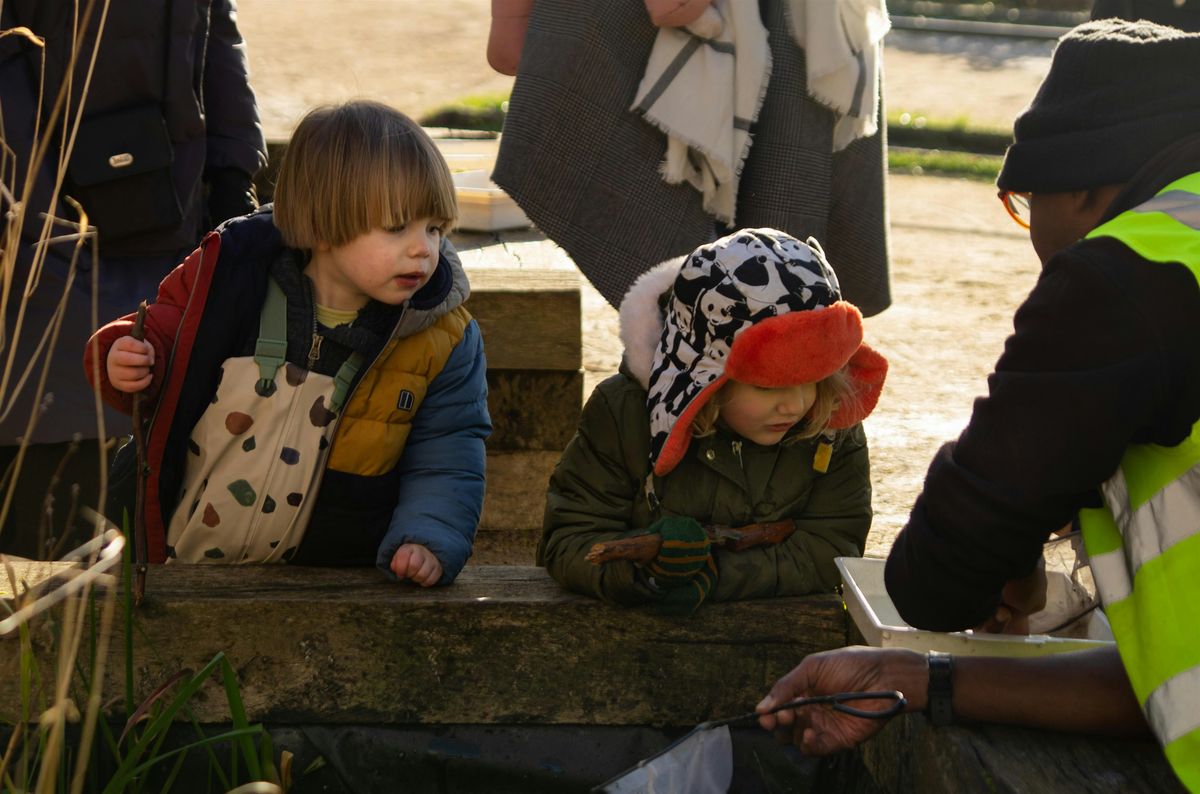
[996,19,1200,193]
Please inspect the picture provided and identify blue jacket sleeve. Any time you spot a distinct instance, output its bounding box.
[376,320,491,583]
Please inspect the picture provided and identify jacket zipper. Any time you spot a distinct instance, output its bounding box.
[307,305,407,495]
[304,277,323,369]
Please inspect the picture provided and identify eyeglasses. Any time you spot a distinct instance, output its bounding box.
[999,190,1032,229]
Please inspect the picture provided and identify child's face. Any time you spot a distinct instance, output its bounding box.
[311,219,443,309]
[718,381,817,446]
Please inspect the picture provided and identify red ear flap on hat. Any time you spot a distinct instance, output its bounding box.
[828,344,888,428]
[653,375,729,477]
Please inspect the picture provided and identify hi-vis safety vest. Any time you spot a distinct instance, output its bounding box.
[1079,171,1200,792]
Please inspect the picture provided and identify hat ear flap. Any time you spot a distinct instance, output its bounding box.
[828,344,888,428]
[653,376,728,477]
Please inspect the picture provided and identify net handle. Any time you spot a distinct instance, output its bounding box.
[703,689,907,730]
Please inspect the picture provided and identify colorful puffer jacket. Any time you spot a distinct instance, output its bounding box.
[537,256,873,609]
[84,209,491,582]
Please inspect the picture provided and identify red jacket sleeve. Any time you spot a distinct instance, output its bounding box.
[82,241,209,415]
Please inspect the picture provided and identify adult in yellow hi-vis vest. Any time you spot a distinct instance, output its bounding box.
[754,19,1200,792]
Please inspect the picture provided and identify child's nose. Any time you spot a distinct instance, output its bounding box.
[408,234,432,258]
[777,387,807,415]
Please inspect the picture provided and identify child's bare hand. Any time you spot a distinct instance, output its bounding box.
[390,543,443,587]
[107,336,155,394]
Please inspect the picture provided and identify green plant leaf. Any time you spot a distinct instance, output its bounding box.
[220,655,262,781]
[121,509,134,720]
[118,669,190,746]
[117,727,265,788]
[101,653,227,794]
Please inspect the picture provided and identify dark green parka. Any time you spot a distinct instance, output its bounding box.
[537,369,872,605]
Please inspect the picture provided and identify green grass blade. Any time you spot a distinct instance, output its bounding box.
[218,656,261,780]
[120,510,134,720]
[116,728,264,788]
[156,743,188,792]
[101,653,227,794]
[182,713,231,793]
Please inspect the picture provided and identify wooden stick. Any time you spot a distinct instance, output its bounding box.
[585,520,797,565]
[129,302,149,606]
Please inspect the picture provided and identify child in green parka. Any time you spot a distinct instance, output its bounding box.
[538,228,888,613]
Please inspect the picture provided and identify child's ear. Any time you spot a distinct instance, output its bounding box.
[314,240,332,253]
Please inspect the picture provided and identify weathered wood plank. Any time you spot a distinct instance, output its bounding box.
[486,369,581,451]
[479,450,558,532]
[860,710,1184,793]
[0,560,76,599]
[465,269,581,371]
[0,564,849,726]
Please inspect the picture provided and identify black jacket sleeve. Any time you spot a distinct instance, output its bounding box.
[886,238,1200,631]
[202,0,267,177]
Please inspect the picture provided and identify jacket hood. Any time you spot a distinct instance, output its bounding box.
[393,237,470,339]
[619,256,683,390]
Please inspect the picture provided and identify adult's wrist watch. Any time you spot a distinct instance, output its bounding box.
[927,651,954,727]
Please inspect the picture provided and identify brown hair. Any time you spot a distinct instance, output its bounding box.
[691,368,861,441]
[273,100,457,249]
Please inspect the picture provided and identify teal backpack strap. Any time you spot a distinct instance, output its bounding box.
[330,352,364,413]
[254,277,288,397]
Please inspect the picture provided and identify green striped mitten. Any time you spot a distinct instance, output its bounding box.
[645,516,718,615]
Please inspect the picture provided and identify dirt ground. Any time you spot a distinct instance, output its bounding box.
[236,2,1049,557]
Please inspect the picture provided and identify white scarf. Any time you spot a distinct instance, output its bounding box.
[789,0,891,150]
[632,1,770,225]
[633,0,889,222]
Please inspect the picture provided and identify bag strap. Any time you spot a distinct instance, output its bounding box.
[254,277,288,396]
[330,352,364,413]
[254,276,364,412]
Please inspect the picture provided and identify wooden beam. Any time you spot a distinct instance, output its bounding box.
[480,451,558,531]
[466,269,581,371]
[0,564,849,726]
[860,710,1181,794]
[486,370,582,451]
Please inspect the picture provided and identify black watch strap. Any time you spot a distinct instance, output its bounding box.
[927,651,954,727]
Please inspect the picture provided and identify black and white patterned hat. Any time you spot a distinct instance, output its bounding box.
[620,228,887,476]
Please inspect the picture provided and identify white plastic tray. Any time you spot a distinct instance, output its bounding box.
[835,557,1114,657]
[452,169,531,233]
[434,136,500,174]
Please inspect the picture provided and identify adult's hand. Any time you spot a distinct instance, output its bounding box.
[206,167,258,227]
[756,647,927,755]
[975,554,1047,635]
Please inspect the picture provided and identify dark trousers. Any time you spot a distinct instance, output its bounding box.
[0,438,113,559]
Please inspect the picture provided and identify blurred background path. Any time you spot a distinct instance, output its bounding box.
[236,1,1056,556]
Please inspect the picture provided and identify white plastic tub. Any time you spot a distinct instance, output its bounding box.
[452,169,531,233]
[835,556,1114,657]
[434,136,500,174]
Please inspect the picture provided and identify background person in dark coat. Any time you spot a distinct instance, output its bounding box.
[0,0,266,557]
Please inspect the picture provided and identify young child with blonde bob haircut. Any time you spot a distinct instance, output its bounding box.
[539,228,887,613]
[86,100,490,586]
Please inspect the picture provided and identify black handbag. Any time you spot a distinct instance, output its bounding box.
[65,103,183,242]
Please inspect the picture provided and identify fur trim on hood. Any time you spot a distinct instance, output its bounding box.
[618,256,683,389]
